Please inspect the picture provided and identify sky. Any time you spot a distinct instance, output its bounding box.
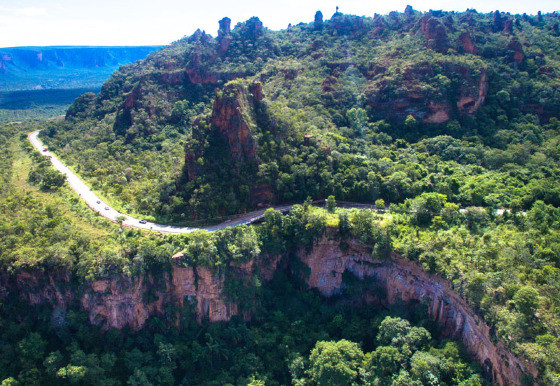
[1,0,559,47]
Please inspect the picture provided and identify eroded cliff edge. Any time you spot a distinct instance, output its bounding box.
[1,234,535,385]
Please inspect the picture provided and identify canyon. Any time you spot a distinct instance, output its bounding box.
[1,232,536,385]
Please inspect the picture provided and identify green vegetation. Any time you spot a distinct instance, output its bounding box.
[2,7,560,385]
[40,10,560,226]
[0,89,100,123]
[0,267,482,385]
[1,120,559,381]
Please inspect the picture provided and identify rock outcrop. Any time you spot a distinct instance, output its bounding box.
[185,81,261,180]
[507,37,525,65]
[456,70,488,115]
[458,32,477,54]
[1,232,536,385]
[314,11,324,30]
[242,17,264,40]
[493,10,504,32]
[297,236,537,385]
[404,5,414,16]
[420,16,450,52]
[81,275,167,329]
[172,265,237,322]
[327,13,368,36]
[365,62,488,124]
[218,17,233,54]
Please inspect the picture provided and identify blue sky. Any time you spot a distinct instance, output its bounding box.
[1,0,559,47]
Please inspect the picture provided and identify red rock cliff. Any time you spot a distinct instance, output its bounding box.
[184,81,262,180]
[297,236,537,386]
[1,235,535,385]
[210,81,261,165]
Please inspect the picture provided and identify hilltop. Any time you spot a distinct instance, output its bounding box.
[41,8,560,224]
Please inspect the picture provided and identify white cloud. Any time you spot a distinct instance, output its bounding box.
[14,7,47,16]
[0,0,559,47]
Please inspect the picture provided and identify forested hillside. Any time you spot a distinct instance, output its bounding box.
[1,6,560,385]
[2,121,559,383]
[42,9,560,225]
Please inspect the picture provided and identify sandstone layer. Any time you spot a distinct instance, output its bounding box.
[0,234,536,385]
[297,236,537,385]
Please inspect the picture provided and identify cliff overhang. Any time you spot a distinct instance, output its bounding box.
[0,234,536,385]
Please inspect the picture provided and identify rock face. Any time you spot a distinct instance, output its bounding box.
[218,17,232,54]
[365,62,488,124]
[172,265,238,322]
[81,265,240,326]
[297,236,537,386]
[420,16,450,52]
[243,17,264,40]
[1,234,536,385]
[81,276,167,329]
[457,70,488,115]
[458,32,477,54]
[493,10,504,32]
[507,38,525,65]
[327,13,368,36]
[404,5,414,16]
[185,81,261,179]
[314,11,323,30]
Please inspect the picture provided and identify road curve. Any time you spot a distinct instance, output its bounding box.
[28,130,296,233]
[27,131,518,233]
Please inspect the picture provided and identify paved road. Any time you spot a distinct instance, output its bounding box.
[28,131,519,233]
[29,131,297,233]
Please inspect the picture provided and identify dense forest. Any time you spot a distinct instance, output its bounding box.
[2,121,559,384]
[1,6,560,386]
[41,8,560,225]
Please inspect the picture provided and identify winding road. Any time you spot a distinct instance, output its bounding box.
[28,131,516,233]
[28,130,299,233]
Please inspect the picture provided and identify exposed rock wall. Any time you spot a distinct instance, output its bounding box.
[0,234,536,385]
[365,63,488,124]
[420,16,450,52]
[297,236,537,386]
[210,81,261,165]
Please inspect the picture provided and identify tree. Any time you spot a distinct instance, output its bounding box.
[375,198,385,211]
[0,378,20,386]
[57,365,87,384]
[127,369,153,386]
[405,115,418,128]
[514,286,540,317]
[527,201,558,233]
[247,375,266,386]
[116,216,126,227]
[404,327,431,351]
[467,273,487,308]
[392,370,422,386]
[376,316,411,347]
[410,193,447,226]
[409,351,442,384]
[368,346,404,378]
[326,195,336,213]
[40,168,65,190]
[44,351,63,376]
[308,340,364,386]
[16,333,46,370]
